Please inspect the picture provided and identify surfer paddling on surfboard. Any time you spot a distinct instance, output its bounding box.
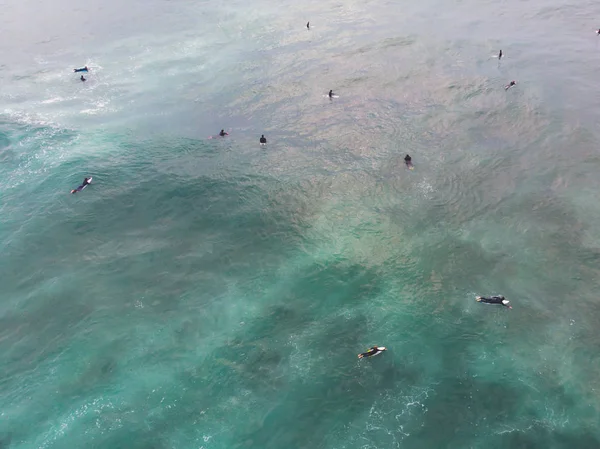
[259,135,267,145]
[476,295,512,309]
[505,80,516,90]
[219,129,228,137]
[74,66,88,73]
[71,177,92,194]
[358,346,387,359]
[404,154,414,169]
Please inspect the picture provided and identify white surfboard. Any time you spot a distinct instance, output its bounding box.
[323,95,339,98]
[358,346,387,358]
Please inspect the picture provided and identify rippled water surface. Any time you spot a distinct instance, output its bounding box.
[2,0,600,447]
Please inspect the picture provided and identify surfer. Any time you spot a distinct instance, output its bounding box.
[404,154,412,166]
[307,21,310,29]
[597,28,600,34]
[80,75,86,82]
[73,66,88,73]
[71,177,91,194]
[498,49,502,60]
[260,135,267,144]
[476,295,512,309]
[358,346,386,359]
[328,89,334,98]
[219,129,228,137]
[505,80,516,90]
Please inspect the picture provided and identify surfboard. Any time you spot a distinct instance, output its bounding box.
[260,142,266,146]
[324,95,339,98]
[358,346,386,359]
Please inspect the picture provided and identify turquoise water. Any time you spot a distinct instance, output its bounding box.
[3,0,600,447]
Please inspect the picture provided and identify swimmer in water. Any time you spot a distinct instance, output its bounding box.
[307,21,310,29]
[476,295,512,309]
[358,346,386,359]
[260,135,267,144]
[80,75,86,82]
[219,129,228,137]
[71,177,91,194]
[498,49,503,60]
[505,80,516,90]
[328,89,334,98]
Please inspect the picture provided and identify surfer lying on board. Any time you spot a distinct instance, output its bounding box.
[404,154,412,166]
[476,295,511,309]
[358,346,386,359]
[74,66,88,73]
[71,177,91,194]
[505,81,516,90]
[219,129,228,137]
[260,135,267,144]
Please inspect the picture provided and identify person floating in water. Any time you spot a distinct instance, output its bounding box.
[358,346,386,359]
[80,75,86,82]
[498,49,503,60]
[476,295,512,309]
[505,80,516,90]
[219,129,228,137]
[328,89,335,98]
[71,177,91,194]
[74,66,89,73]
[307,21,310,29]
[259,134,267,144]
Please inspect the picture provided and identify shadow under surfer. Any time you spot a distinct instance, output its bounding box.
[476,295,512,309]
[505,80,516,90]
[358,346,386,359]
[260,135,267,144]
[71,177,91,194]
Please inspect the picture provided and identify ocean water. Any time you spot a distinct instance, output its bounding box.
[2,0,600,447]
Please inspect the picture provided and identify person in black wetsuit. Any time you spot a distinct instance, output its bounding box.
[505,80,516,90]
[358,346,386,359]
[404,154,412,165]
[219,129,228,137]
[476,295,511,308]
[328,89,335,98]
[71,177,91,194]
[498,49,503,60]
[80,75,86,82]
[307,22,310,29]
[260,135,267,144]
